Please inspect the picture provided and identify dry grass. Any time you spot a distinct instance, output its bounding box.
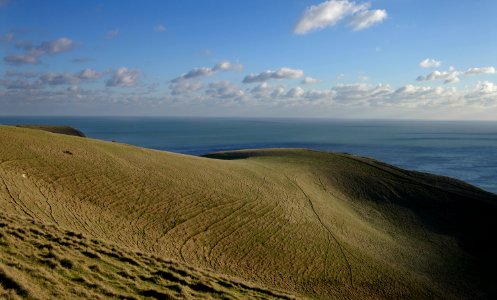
[0,211,294,299]
[1,125,496,299]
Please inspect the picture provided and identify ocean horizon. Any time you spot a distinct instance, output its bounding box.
[2,116,496,194]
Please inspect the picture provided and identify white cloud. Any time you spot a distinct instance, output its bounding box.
[348,9,387,31]
[285,86,305,98]
[271,86,286,98]
[417,69,460,84]
[106,29,119,40]
[180,67,215,80]
[205,81,245,99]
[304,89,335,101]
[172,60,243,82]
[199,49,213,57]
[3,37,77,65]
[417,66,496,84]
[332,83,392,103]
[154,24,166,32]
[15,40,33,50]
[243,67,304,83]
[394,84,432,95]
[469,81,497,95]
[294,0,367,34]
[464,66,496,75]
[78,68,102,80]
[249,82,334,105]
[67,85,79,93]
[169,80,204,96]
[302,76,319,84]
[106,67,140,87]
[4,54,39,65]
[214,61,243,72]
[384,84,461,108]
[5,68,103,87]
[2,69,102,89]
[250,82,272,97]
[444,75,460,84]
[1,32,14,43]
[40,73,78,85]
[39,38,76,54]
[293,0,386,34]
[278,87,335,105]
[477,81,497,93]
[419,58,441,68]
[464,81,497,107]
[0,79,43,90]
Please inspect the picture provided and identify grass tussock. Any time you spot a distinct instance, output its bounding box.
[0,267,31,298]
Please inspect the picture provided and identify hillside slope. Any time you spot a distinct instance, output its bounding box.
[1,125,496,299]
[0,211,294,300]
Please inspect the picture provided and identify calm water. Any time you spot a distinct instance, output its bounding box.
[1,116,497,194]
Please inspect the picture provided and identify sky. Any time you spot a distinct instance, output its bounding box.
[1,0,497,120]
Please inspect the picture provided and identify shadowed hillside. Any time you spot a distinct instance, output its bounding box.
[1,125,496,299]
[14,125,86,137]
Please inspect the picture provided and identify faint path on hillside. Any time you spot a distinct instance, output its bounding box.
[286,174,354,287]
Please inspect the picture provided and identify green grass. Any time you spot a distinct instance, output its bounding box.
[1,125,496,299]
[0,211,293,299]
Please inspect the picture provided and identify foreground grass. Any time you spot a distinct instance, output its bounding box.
[0,211,294,299]
[1,125,496,299]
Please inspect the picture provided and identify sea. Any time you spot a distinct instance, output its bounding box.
[1,116,496,194]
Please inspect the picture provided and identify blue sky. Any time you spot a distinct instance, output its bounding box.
[1,0,497,119]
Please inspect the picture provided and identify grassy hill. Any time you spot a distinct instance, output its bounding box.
[1,125,496,299]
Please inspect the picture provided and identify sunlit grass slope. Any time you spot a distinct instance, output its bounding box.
[1,125,496,299]
[0,211,294,300]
